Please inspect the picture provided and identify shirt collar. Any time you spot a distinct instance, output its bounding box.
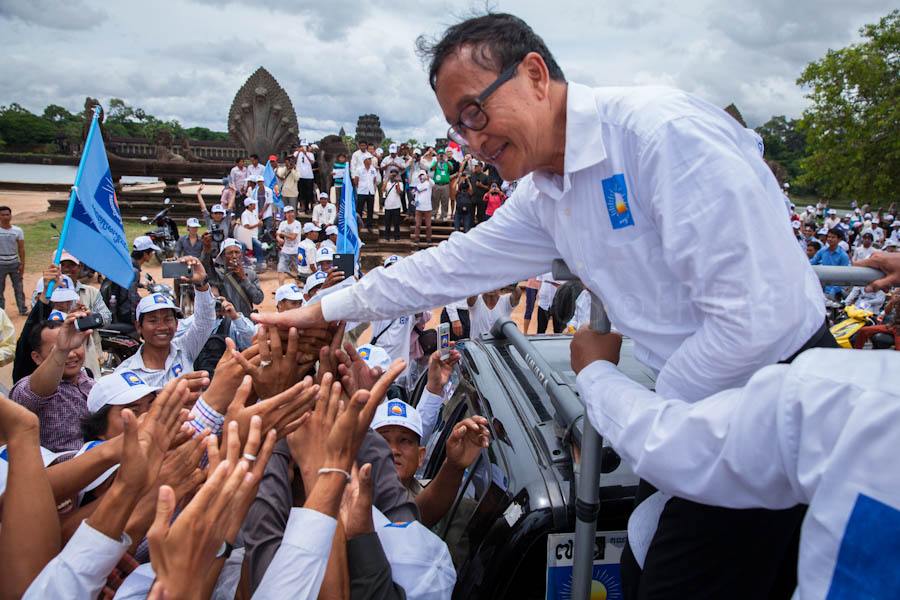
[532,82,607,198]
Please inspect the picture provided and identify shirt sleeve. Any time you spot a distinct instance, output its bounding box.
[418,389,446,444]
[178,288,216,365]
[0,309,16,366]
[636,116,823,401]
[252,508,336,600]
[346,532,407,600]
[227,315,258,349]
[242,270,265,305]
[576,359,801,509]
[321,187,558,323]
[187,396,225,436]
[89,289,112,327]
[23,521,130,600]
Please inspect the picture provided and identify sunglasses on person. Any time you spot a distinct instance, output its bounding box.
[447,57,523,146]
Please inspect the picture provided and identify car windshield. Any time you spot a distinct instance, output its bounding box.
[526,335,657,390]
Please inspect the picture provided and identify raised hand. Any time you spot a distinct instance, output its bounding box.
[315,322,347,385]
[223,375,318,446]
[232,325,300,400]
[0,393,39,445]
[286,373,342,490]
[339,463,375,539]
[426,343,460,396]
[55,312,93,353]
[336,341,383,396]
[445,416,490,470]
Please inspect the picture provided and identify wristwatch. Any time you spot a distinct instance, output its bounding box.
[216,540,234,560]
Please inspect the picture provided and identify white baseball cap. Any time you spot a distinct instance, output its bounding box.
[303,223,320,234]
[217,238,243,258]
[60,251,80,265]
[275,283,305,303]
[827,208,837,215]
[243,198,258,207]
[299,138,309,146]
[356,344,392,372]
[885,214,895,222]
[135,293,181,320]
[50,274,79,303]
[325,225,338,236]
[817,227,829,235]
[318,192,329,199]
[133,235,161,252]
[805,205,815,213]
[375,148,384,155]
[304,270,328,294]
[211,204,227,214]
[371,399,423,438]
[383,255,400,267]
[0,444,69,496]
[372,507,457,600]
[389,144,398,153]
[316,247,333,262]
[283,205,295,213]
[186,217,201,228]
[87,370,160,414]
[791,221,801,230]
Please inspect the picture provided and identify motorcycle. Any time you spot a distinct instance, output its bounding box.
[98,324,140,376]
[830,304,877,349]
[141,199,179,263]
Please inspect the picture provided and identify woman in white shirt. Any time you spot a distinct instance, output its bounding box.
[413,171,433,246]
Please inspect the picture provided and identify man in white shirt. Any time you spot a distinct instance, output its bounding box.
[245,154,264,182]
[294,140,316,214]
[573,339,900,600]
[467,286,523,339]
[276,205,303,285]
[311,192,336,227]
[244,175,274,236]
[297,223,319,277]
[229,157,248,195]
[824,208,840,230]
[381,143,410,212]
[853,232,876,262]
[256,14,830,597]
[355,156,381,232]
[350,139,371,179]
[320,225,338,253]
[381,169,405,241]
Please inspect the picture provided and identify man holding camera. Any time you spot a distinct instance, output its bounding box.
[382,170,405,241]
[196,184,234,258]
[203,238,264,318]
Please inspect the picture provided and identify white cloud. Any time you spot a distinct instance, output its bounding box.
[0,0,894,146]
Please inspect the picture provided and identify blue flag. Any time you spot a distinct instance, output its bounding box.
[55,108,133,289]
[336,163,360,260]
[264,161,284,211]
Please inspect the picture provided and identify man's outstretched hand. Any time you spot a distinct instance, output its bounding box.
[251,302,327,331]
[855,251,900,292]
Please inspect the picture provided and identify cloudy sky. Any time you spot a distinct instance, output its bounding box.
[0,0,893,144]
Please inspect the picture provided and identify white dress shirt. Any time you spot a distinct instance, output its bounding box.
[246,163,264,181]
[246,184,274,220]
[294,150,315,179]
[350,149,372,178]
[577,348,900,600]
[116,289,216,387]
[369,315,415,384]
[357,166,381,195]
[312,203,337,226]
[253,508,336,599]
[321,82,824,402]
[24,521,131,600]
[382,180,405,210]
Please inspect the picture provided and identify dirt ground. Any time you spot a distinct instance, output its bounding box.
[0,190,530,388]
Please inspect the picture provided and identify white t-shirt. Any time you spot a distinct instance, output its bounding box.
[241,210,260,240]
[312,203,336,226]
[297,239,317,274]
[852,245,875,262]
[468,294,513,339]
[538,272,560,311]
[369,315,415,383]
[277,220,303,254]
[295,151,315,179]
[414,180,433,212]
[383,180,405,210]
[246,163,264,181]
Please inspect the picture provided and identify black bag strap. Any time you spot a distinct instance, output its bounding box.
[371,320,396,346]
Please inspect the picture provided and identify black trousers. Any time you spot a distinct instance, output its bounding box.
[298,179,315,212]
[383,208,401,240]
[357,194,375,229]
[474,199,487,224]
[537,306,563,334]
[440,307,470,340]
[621,320,839,600]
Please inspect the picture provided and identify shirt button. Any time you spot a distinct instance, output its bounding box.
[564,208,571,217]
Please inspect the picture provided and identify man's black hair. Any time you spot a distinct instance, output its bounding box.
[0,205,10,214]
[863,232,874,240]
[81,406,111,440]
[828,228,845,241]
[358,140,367,145]
[131,249,151,261]
[250,154,259,160]
[416,13,566,91]
[29,320,63,356]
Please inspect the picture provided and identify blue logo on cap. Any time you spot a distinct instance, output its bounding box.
[153,294,169,304]
[387,401,407,418]
[601,174,634,230]
[290,285,301,293]
[120,371,145,387]
[48,310,66,322]
[171,363,183,377]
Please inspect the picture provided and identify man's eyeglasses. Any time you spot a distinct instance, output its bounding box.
[447,58,523,147]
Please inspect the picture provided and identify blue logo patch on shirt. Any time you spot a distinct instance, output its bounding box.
[387,401,407,418]
[601,174,634,230]
[170,363,183,377]
[826,493,900,599]
[358,348,370,360]
[298,248,307,265]
[385,521,412,528]
[120,371,145,387]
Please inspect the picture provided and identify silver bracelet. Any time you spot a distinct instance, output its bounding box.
[317,467,351,482]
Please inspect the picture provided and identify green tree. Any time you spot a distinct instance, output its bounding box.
[755,116,811,192]
[380,137,395,151]
[341,134,356,150]
[796,10,899,202]
[0,104,57,148]
[405,138,419,148]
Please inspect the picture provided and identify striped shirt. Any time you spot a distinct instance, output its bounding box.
[10,370,93,452]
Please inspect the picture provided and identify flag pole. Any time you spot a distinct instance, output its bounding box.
[46,105,101,299]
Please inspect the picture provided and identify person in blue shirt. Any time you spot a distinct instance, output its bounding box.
[811,228,850,298]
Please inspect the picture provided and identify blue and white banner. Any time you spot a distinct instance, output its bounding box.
[337,163,360,260]
[56,107,133,289]
[264,160,284,211]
